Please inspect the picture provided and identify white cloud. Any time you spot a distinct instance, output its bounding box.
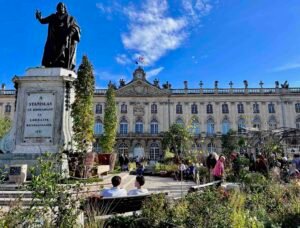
[115,54,132,65]
[121,0,187,65]
[96,3,112,14]
[97,0,213,65]
[146,67,164,79]
[182,0,212,24]
[272,63,300,72]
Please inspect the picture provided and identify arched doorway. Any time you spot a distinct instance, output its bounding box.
[133,143,144,160]
[118,143,129,156]
[150,143,160,161]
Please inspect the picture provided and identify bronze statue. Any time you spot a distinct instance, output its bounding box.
[36,2,80,70]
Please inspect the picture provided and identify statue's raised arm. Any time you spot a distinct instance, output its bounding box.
[36,2,81,70]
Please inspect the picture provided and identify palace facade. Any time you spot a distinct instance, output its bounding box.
[1,67,300,160]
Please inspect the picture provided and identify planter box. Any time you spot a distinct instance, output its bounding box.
[97,165,110,176]
[98,153,117,171]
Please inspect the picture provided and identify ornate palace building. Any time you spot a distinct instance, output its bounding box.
[1,67,300,160]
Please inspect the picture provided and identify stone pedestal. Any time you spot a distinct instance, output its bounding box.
[0,67,76,167]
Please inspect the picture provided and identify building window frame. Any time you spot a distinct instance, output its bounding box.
[151,103,158,114]
[207,104,213,114]
[207,118,215,136]
[295,103,300,113]
[191,103,198,114]
[120,118,128,134]
[5,104,11,113]
[150,143,160,161]
[176,103,183,114]
[94,119,103,135]
[121,103,127,114]
[222,103,229,114]
[253,103,260,114]
[237,103,244,114]
[150,119,159,134]
[268,103,275,114]
[222,119,230,135]
[95,103,102,114]
[135,119,144,134]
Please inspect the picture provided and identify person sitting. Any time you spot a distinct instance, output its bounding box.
[128,175,149,196]
[100,176,127,198]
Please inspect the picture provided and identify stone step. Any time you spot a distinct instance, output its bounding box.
[0,191,32,198]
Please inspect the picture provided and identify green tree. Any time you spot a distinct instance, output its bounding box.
[71,55,95,152]
[162,123,193,156]
[0,117,11,139]
[100,84,117,152]
[221,130,238,158]
[1,153,83,227]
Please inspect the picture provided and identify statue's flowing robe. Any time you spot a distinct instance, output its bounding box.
[39,13,80,70]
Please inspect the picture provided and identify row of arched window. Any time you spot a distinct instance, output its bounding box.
[94,115,282,136]
[95,103,159,114]
[176,115,278,135]
[175,102,277,114]
[95,102,300,115]
[94,118,159,135]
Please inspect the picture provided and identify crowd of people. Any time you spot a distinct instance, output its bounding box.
[173,151,300,184]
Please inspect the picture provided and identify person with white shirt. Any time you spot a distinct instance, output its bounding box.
[128,175,149,196]
[100,176,127,198]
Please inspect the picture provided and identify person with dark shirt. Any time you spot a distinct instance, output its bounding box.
[119,153,125,171]
[206,152,218,181]
[256,154,268,175]
[123,155,129,171]
[249,152,256,172]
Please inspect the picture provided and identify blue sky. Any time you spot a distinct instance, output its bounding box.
[1,0,300,89]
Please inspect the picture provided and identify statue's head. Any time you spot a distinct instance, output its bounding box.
[56,2,67,15]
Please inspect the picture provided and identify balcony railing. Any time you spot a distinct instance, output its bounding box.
[0,90,15,95]
[116,132,163,138]
[94,89,107,95]
[1,87,300,97]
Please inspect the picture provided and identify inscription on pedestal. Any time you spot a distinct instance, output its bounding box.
[23,92,55,144]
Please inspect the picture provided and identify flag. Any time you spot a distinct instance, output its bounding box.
[135,56,145,65]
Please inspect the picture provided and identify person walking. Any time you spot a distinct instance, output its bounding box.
[212,156,225,187]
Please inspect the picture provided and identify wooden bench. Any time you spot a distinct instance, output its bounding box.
[83,193,167,215]
[188,180,222,193]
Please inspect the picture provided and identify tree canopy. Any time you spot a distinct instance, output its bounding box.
[100,85,117,153]
[0,117,11,139]
[71,55,95,152]
[162,123,193,156]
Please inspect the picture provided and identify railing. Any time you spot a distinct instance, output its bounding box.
[116,132,163,137]
[171,89,186,94]
[202,89,214,94]
[0,90,15,95]
[1,87,300,96]
[94,89,107,95]
[248,89,260,94]
[263,88,276,94]
[218,89,230,94]
[232,88,245,94]
[289,88,300,93]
